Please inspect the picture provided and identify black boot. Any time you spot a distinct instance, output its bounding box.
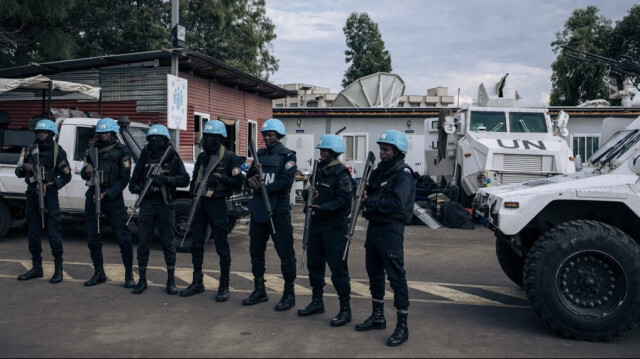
[331,296,352,327]
[242,276,268,305]
[132,267,147,294]
[215,274,230,302]
[386,311,409,347]
[124,266,136,288]
[355,300,386,331]
[166,268,178,295]
[274,280,295,312]
[298,291,324,316]
[179,272,205,297]
[84,264,107,286]
[17,257,43,281]
[50,258,63,284]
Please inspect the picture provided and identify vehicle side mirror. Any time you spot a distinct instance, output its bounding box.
[444,116,456,134]
[630,155,640,175]
[555,110,569,137]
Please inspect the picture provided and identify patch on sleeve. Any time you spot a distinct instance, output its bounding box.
[123,158,131,169]
[285,161,296,170]
[404,168,412,174]
[63,166,71,175]
[232,167,241,176]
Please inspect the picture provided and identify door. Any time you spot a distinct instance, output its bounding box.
[285,134,315,171]
[342,133,368,178]
[405,134,425,176]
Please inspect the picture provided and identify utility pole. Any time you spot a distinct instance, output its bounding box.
[170,0,183,149]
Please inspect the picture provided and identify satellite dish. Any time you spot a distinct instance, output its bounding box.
[331,72,405,107]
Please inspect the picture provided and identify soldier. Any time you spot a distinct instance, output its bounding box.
[15,119,72,284]
[81,117,136,288]
[298,134,354,327]
[128,124,189,295]
[243,118,298,312]
[355,130,416,347]
[179,120,243,301]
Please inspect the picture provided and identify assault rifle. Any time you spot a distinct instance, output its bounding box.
[301,159,319,267]
[342,151,375,261]
[28,145,47,228]
[562,46,640,91]
[248,141,276,234]
[87,147,103,234]
[181,152,223,246]
[126,146,172,225]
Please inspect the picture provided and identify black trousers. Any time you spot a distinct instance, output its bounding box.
[84,188,134,268]
[136,195,176,268]
[364,220,409,310]
[305,216,351,298]
[249,211,296,282]
[25,188,63,260]
[190,196,231,275]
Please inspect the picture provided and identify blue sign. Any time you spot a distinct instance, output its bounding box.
[405,129,415,133]
[296,129,305,133]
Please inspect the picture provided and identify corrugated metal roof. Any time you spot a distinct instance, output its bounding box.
[0,50,296,100]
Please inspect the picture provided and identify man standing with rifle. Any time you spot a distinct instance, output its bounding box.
[81,117,136,288]
[355,130,416,347]
[243,118,298,312]
[298,134,354,327]
[179,120,243,301]
[128,124,189,295]
[15,119,72,284]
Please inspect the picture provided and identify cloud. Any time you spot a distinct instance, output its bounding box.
[265,0,639,107]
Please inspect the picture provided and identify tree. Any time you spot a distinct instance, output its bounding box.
[185,0,278,78]
[341,12,392,89]
[69,0,170,58]
[0,0,279,80]
[0,0,77,68]
[550,5,640,106]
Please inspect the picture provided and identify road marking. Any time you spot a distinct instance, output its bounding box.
[1,258,529,308]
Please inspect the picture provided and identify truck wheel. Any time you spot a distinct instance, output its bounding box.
[0,199,11,239]
[495,232,524,288]
[172,198,193,253]
[523,220,640,341]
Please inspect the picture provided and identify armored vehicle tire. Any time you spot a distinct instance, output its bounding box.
[523,220,640,341]
[0,199,10,239]
[495,232,524,288]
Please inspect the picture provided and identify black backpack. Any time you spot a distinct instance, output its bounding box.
[440,201,474,229]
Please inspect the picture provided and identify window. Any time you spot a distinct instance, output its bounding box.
[509,112,547,133]
[343,134,366,162]
[573,135,600,164]
[275,104,283,108]
[409,103,420,108]
[306,101,318,107]
[289,103,298,108]
[74,126,96,161]
[247,121,257,158]
[469,111,506,132]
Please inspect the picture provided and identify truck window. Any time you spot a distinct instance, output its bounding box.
[469,111,506,132]
[74,127,96,161]
[509,112,547,133]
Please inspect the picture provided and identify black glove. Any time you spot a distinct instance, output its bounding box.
[22,163,35,174]
[207,174,220,187]
[150,174,169,186]
[129,184,142,194]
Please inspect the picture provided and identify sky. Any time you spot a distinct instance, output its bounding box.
[265,0,639,107]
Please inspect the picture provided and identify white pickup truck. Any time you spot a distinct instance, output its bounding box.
[0,113,249,251]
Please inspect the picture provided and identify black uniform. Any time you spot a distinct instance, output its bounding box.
[81,140,135,286]
[243,141,297,309]
[181,144,242,300]
[304,159,353,302]
[362,155,415,310]
[15,139,72,282]
[128,144,189,294]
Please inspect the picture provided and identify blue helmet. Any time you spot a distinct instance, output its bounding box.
[316,134,345,155]
[147,124,171,140]
[377,130,408,153]
[203,120,227,138]
[261,118,286,136]
[96,117,119,134]
[34,119,58,135]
